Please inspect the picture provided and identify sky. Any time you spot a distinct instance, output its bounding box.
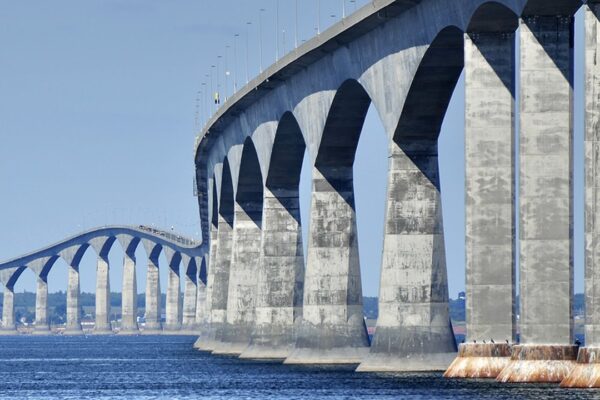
[0,1,587,298]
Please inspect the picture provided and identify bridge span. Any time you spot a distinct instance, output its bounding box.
[0,225,206,335]
[191,0,600,388]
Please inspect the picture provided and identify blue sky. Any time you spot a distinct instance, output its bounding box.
[0,1,586,298]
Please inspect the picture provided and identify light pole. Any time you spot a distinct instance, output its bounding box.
[246,22,252,83]
[225,45,230,99]
[201,82,207,124]
[295,0,298,48]
[317,0,321,35]
[259,8,265,73]
[210,65,215,111]
[233,33,239,91]
[275,0,279,62]
[342,0,346,19]
[217,55,222,104]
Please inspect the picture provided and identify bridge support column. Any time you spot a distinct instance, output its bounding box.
[213,202,261,355]
[195,277,207,332]
[164,258,182,331]
[65,263,83,335]
[497,15,576,384]
[120,252,139,334]
[241,188,303,360]
[182,264,197,332]
[196,221,230,351]
[144,257,162,333]
[34,275,50,333]
[194,232,217,349]
[286,166,369,365]
[1,285,16,333]
[562,3,600,388]
[357,138,456,372]
[445,31,516,378]
[94,256,112,334]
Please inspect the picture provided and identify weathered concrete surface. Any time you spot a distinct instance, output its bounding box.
[286,166,369,365]
[1,286,15,333]
[445,15,518,379]
[464,32,516,344]
[194,231,219,351]
[65,264,83,335]
[34,275,50,333]
[195,226,218,349]
[182,256,198,331]
[195,257,208,331]
[496,345,578,383]
[444,343,512,379]
[562,4,600,387]
[358,140,456,372]
[561,347,600,387]
[144,257,162,333]
[94,256,112,334]
[240,188,304,360]
[120,251,139,334]
[164,250,182,332]
[500,14,574,383]
[213,202,261,355]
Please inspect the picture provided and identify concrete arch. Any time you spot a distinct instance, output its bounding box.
[266,112,306,194]
[316,79,372,170]
[468,1,520,33]
[236,137,264,227]
[394,26,464,145]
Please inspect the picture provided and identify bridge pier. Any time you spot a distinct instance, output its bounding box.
[94,256,112,334]
[213,203,261,355]
[0,285,16,334]
[562,3,600,388]
[497,14,576,384]
[164,252,182,332]
[445,29,517,378]
[357,138,456,372]
[286,166,370,365]
[195,225,219,349]
[65,263,83,335]
[144,256,162,333]
[240,188,304,360]
[33,275,51,334]
[119,244,139,334]
[194,257,208,333]
[182,256,198,332]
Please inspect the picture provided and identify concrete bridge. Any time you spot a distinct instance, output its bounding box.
[192,0,600,388]
[0,225,206,335]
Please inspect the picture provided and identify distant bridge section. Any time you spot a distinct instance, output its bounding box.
[0,225,207,336]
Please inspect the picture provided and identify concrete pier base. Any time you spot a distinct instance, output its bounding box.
[560,348,600,388]
[32,325,51,335]
[211,341,249,356]
[285,346,370,365]
[496,345,578,383]
[444,343,512,379]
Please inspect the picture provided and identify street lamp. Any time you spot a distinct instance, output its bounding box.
[246,22,252,83]
[259,8,266,73]
[233,33,240,91]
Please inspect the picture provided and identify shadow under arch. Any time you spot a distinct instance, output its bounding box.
[236,137,264,227]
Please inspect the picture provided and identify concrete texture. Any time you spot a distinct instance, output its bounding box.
[195,226,218,349]
[182,256,198,331]
[496,345,578,383]
[164,248,182,332]
[357,139,456,372]
[497,13,575,383]
[464,31,516,344]
[144,259,162,333]
[34,275,50,333]
[65,264,83,334]
[562,4,600,387]
[94,256,111,333]
[518,15,573,345]
[195,257,208,331]
[444,343,512,379]
[1,287,15,332]
[286,166,370,365]
[119,239,139,334]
